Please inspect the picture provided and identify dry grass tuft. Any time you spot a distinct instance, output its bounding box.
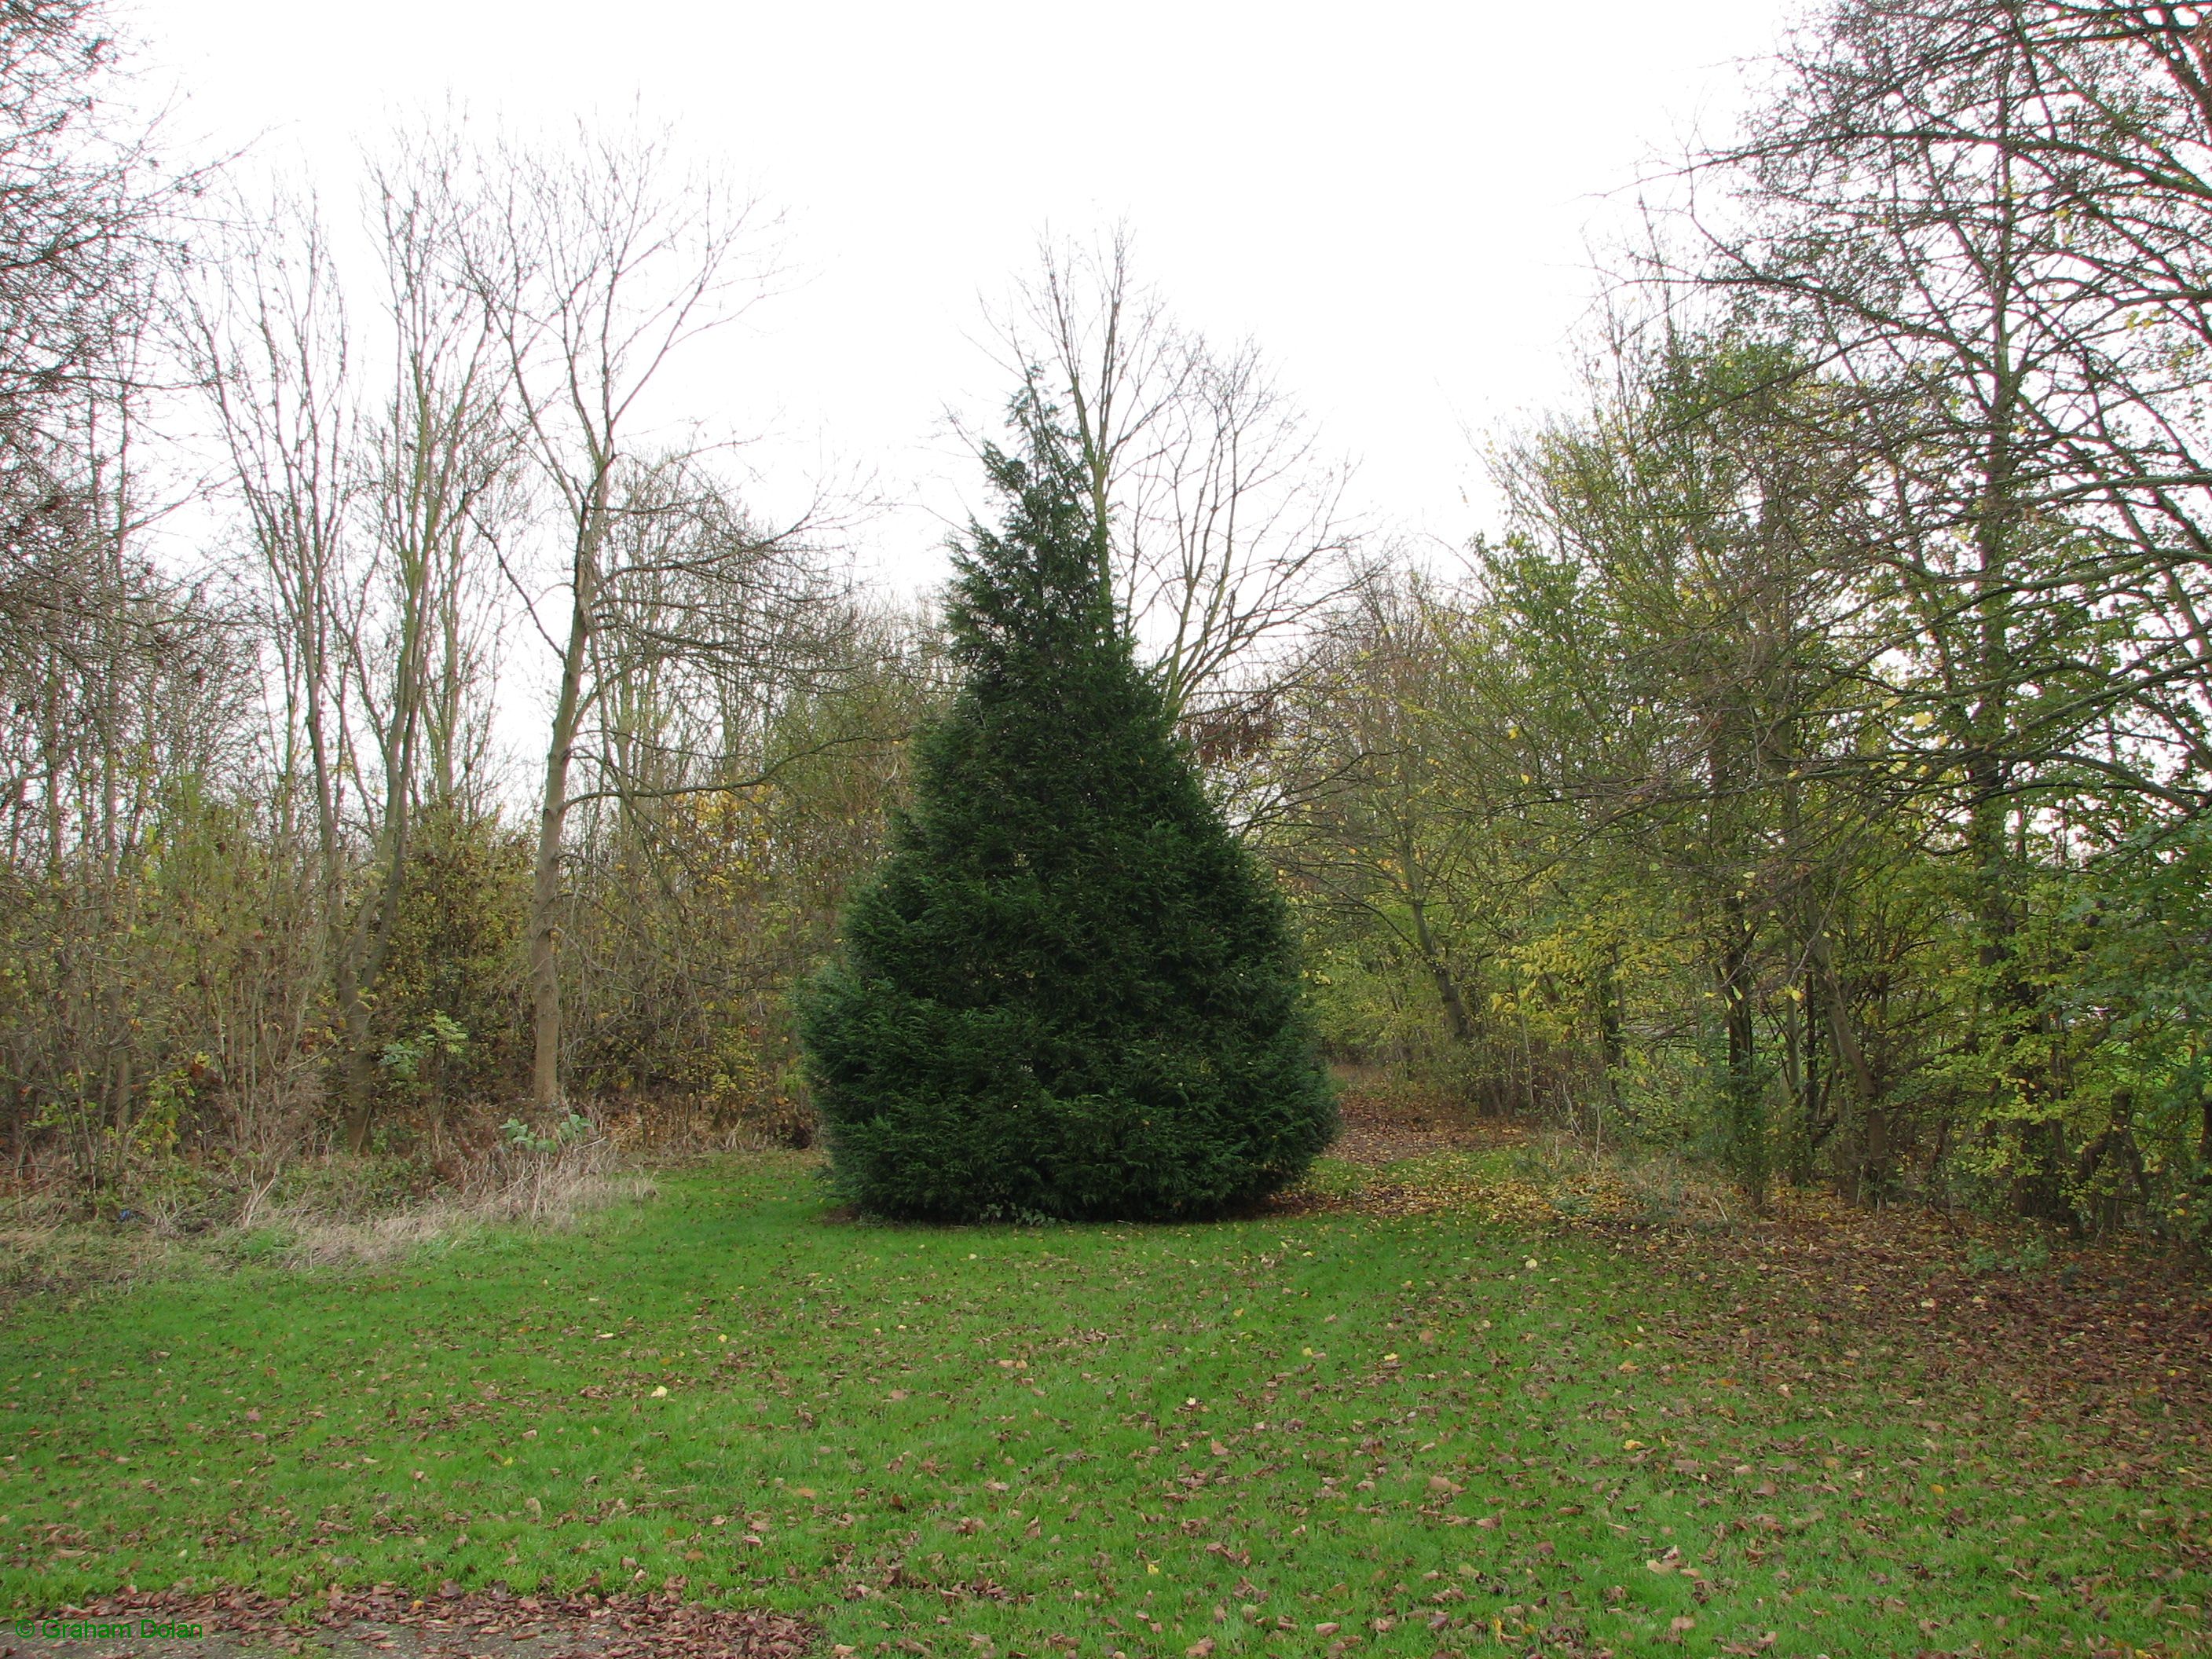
[0,1130,657,1295]
[0,1220,175,1299]
[276,1136,654,1267]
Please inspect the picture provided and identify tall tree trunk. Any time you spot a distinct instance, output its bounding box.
[1795,967,1823,1185]
[1405,889,1474,1047]
[1963,109,2061,1220]
[1705,690,1764,1201]
[1717,893,1765,1203]
[339,599,429,1153]
[1780,980,1803,1174]
[1596,943,1624,1099]
[1804,925,1880,1196]
[528,479,607,1111]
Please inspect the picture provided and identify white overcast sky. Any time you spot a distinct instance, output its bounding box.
[135,0,1795,595]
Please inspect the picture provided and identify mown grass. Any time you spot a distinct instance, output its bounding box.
[2,1154,2203,1657]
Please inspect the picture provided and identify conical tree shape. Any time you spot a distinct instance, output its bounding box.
[800,401,1335,1221]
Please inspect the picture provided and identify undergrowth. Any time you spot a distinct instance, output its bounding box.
[0,1136,644,1299]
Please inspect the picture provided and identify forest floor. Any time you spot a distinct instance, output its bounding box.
[0,1096,2206,1659]
[1305,1088,2212,1437]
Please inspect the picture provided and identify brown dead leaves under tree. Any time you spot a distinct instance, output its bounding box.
[1297,1086,2212,1437]
[10,1584,814,1659]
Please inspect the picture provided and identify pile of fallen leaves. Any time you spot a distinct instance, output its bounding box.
[10,1584,815,1659]
[1282,1088,1654,1228]
[1350,1148,1643,1228]
[1323,1090,1522,1167]
[1271,1152,1639,1228]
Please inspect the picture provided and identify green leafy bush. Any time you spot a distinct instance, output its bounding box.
[372,807,529,1112]
[500,1111,595,1155]
[800,398,1335,1221]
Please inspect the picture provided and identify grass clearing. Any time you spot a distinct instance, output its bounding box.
[3,1153,2206,1657]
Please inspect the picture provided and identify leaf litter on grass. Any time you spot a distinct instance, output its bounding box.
[5,1138,2210,1659]
[10,1584,811,1659]
[1295,1086,2212,1433]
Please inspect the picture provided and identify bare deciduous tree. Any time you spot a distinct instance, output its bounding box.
[187,190,372,1126]
[460,123,793,1110]
[991,231,1357,725]
[0,0,174,632]
[365,134,518,820]
[191,151,518,1150]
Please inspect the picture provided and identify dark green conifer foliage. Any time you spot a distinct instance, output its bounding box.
[799,398,1335,1221]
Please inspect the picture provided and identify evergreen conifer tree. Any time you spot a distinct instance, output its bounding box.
[799,397,1335,1221]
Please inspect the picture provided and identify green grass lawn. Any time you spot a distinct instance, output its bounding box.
[2,1155,2203,1657]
